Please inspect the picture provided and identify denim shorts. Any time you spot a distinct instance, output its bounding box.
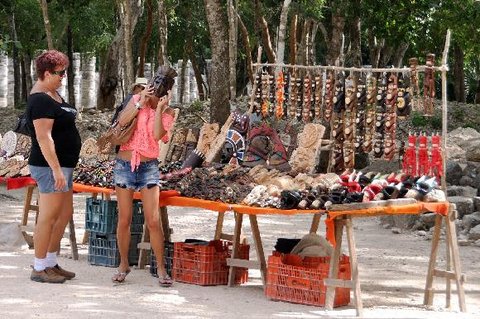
[29,165,74,193]
[113,158,159,191]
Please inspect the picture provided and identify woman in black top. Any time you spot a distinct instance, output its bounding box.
[27,50,81,284]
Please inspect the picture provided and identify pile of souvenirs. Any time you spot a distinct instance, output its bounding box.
[0,131,31,178]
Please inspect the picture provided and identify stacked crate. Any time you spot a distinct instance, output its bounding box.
[86,198,144,267]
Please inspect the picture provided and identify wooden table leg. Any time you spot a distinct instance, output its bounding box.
[20,185,37,248]
[160,206,171,242]
[68,217,78,260]
[444,206,466,312]
[214,212,225,240]
[325,217,345,310]
[325,216,362,316]
[424,214,443,306]
[345,216,363,316]
[228,212,243,286]
[309,213,322,234]
[249,214,267,287]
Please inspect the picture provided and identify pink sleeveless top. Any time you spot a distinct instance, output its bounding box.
[120,95,174,171]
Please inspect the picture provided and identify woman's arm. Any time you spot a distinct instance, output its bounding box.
[33,118,65,190]
[153,93,171,141]
[117,86,155,126]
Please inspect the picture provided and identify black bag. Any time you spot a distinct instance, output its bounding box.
[14,112,31,136]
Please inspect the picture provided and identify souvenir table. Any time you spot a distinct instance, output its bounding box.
[1,177,467,316]
[323,199,465,316]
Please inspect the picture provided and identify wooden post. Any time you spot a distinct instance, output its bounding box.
[228,212,243,286]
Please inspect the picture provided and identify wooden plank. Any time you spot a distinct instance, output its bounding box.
[226,258,260,269]
[214,212,225,240]
[21,186,35,248]
[249,214,267,287]
[423,214,443,306]
[137,242,152,250]
[309,213,321,234]
[328,198,417,211]
[158,108,180,165]
[68,217,78,261]
[445,206,467,312]
[345,216,363,317]
[446,235,452,309]
[228,212,243,287]
[433,269,466,282]
[325,217,344,310]
[137,223,151,269]
[160,207,171,242]
[324,278,354,289]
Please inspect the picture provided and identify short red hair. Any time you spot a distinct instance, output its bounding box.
[35,50,69,80]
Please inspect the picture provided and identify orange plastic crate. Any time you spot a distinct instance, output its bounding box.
[266,253,351,307]
[173,240,249,286]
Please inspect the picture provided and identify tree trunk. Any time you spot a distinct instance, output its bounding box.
[475,79,480,104]
[237,13,253,85]
[379,45,393,67]
[326,11,345,66]
[157,0,169,66]
[254,0,276,63]
[296,18,310,66]
[368,33,383,68]
[67,24,75,107]
[453,44,465,102]
[288,14,297,65]
[9,13,21,108]
[22,53,33,102]
[392,42,409,68]
[118,0,144,92]
[138,0,154,77]
[38,0,54,49]
[307,22,318,66]
[348,6,362,67]
[227,0,238,99]
[276,0,292,69]
[204,0,230,124]
[97,31,123,110]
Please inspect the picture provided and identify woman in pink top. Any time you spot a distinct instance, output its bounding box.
[112,83,175,287]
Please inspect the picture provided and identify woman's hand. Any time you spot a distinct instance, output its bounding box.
[156,90,172,111]
[52,167,66,191]
[139,85,155,105]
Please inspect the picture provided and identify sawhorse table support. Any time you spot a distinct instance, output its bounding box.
[324,204,466,317]
[20,185,78,260]
[227,211,324,288]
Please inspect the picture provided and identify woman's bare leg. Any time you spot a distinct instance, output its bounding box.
[115,187,134,273]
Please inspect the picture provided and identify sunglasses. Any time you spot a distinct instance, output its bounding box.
[51,69,67,77]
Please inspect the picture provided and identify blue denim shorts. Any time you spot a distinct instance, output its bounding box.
[29,165,74,193]
[113,158,159,191]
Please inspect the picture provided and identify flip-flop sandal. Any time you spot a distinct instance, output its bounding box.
[159,275,173,288]
[112,268,131,283]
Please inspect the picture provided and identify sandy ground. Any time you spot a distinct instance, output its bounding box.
[0,185,479,319]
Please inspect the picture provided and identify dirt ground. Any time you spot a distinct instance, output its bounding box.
[0,185,479,319]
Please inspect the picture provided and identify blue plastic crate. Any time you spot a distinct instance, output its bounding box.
[88,232,142,267]
[85,198,118,235]
[149,241,174,277]
[85,198,145,235]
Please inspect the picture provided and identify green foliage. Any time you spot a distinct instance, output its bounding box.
[411,111,429,128]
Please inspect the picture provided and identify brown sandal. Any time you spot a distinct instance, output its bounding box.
[112,268,131,283]
[159,274,173,287]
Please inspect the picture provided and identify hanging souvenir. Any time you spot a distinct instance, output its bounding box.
[396,74,412,118]
[313,71,323,120]
[283,70,290,118]
[302,73,312,122]
[323,71,335,122]
[269,73,276,116]
[402,133,417,177]
[275,70,285,119]
[409,57,420,111]
[386,73,398,113]
[430,133,443,182]
[363,74,376,153]
[261,70,270,118]
[295,76,303,121]
[424,53,436,116]
[333,72,345,114]
[289,70,298,119]
[355,76,366,153]
[253,72,262,114]
[417,133,429,176]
